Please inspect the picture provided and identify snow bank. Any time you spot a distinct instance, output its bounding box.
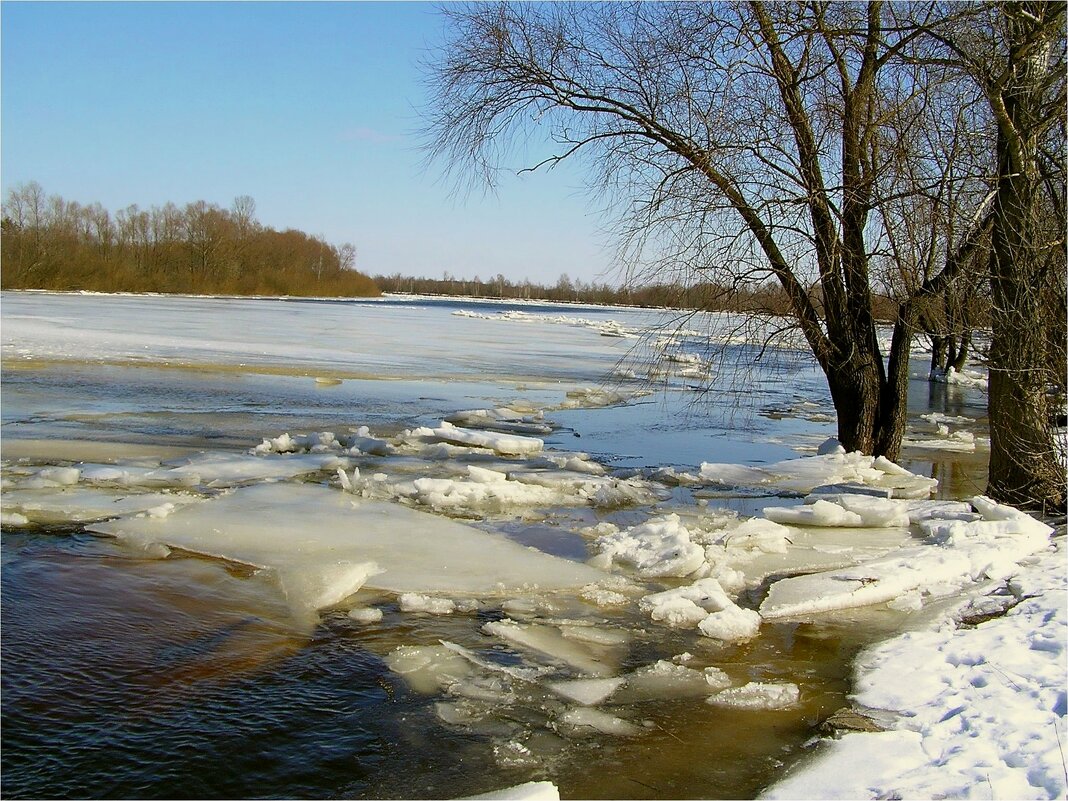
[88,483,607,616]
[764,534,1065,801]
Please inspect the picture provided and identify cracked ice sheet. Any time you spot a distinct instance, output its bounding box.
[763,538,1066,801]
[88,483,606,614]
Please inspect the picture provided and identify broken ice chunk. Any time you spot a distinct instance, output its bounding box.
[696,604,761,641]
[559,707,642,737]
[547,676,625,706]
[348,607,384,624]
[482,619,616,676]
[385,645,473,694]
[610,660,728,704]
[277,560,381,614]
[639,578,761,641]
[426,422,544,456]
[399,593,457,615]
[460,780,561,800]
[707,681,800,710]
[593,514,707,577]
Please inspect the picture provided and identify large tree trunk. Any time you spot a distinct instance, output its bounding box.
[985,3,1065,511]
[987,160,1063,509]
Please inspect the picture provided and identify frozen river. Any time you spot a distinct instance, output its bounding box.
[2,291,1025,799]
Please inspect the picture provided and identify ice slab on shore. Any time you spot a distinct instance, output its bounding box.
[88,483,607,613]
[763,535,1066,801]
[759,496,1052,619]
[700,452,937,498]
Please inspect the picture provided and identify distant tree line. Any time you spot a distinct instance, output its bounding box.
[371,269,914,318]
[1,183,378,297]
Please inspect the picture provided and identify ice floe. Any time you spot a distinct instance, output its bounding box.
[88,483,607,616]
[415,421,546,456]
[3,487,203,525]
[444,408,554,436]
[708,681,801,710]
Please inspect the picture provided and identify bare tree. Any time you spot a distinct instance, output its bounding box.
[423,1,998,458]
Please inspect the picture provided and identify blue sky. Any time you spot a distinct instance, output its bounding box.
[1,1,615,285]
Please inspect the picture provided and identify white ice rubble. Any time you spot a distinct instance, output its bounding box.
[6,408,1060,795]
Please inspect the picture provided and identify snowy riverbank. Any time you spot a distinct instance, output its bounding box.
[763,526,1066,800]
